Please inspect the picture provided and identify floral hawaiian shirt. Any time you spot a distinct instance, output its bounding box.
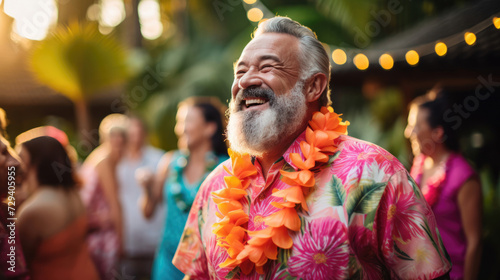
[173,132,452,279]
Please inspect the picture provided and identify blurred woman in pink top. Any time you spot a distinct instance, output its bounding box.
[405,92,482,280]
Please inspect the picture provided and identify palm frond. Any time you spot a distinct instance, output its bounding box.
[30,23,130,101]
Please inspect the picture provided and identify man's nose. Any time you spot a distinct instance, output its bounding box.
[238,68,262,90]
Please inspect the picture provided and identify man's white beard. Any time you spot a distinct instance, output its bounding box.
[227,81,307,157]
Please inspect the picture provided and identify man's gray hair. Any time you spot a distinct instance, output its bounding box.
[253,16,331,106]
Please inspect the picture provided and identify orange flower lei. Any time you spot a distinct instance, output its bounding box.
[211,106,349,275]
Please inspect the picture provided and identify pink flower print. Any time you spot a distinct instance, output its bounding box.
[348,226,384,279]
[288,217,349,280]
[332,140,390,184]
[206,236,232,279]
[379,185,425,244]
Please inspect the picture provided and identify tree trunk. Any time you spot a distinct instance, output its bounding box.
[74,99,94,155]
[122,0,142,48]
[58,0,96,26]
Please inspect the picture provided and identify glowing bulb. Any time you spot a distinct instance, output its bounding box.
[379,54,394,70]
[247,8,263,22]
[493,17,500,29]
[332,49,347,65]
[353,54,369,70]
[435,42,447,56]
[464,32,476,45]
[243,0,257,4]
[405,50,419,66]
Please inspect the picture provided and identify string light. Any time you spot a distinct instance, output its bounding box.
[247,8,263,22]
[435,42,447,56]
[494,17,500,29]
[379,54,394,70]
[353,54,369,70]
[332,49,347,65]
[405,50,419,66]
[241,1,499,71]
[464,32,476,45]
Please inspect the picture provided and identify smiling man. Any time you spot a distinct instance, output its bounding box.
[173,17,451,279]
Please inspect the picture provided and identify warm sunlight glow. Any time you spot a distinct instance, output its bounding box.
[379,53,394,70]
[405,50,419,66]
[247,8,264,22]
[332,49,347,65]
[353,53,369,70]
[435,42,447,56]
[5,0,58,41]
[464,32,476,45]
[138,0,163,40]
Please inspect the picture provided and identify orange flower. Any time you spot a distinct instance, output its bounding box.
[280,169,315,187]
[264,205,301,231]
[272,186,308,211]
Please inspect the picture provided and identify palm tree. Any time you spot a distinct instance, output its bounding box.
[30,23,130,147]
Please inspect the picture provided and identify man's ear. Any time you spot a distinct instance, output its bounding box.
[304,72,328,103]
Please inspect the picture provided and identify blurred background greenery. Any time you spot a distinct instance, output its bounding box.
[0,0,499,277]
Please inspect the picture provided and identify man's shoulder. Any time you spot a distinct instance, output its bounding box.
[335,135,406,173]
[199,158,232,194]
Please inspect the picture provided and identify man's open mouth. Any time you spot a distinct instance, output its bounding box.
[242,97,269,109]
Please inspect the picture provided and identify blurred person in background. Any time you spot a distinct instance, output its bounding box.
[116,115,165,279]
[16,136,99,280]
[80,113,128,279]
[0,108,29,280]
[405,91,482,280]
[139,97,228,280]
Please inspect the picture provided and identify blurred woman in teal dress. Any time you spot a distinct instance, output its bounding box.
[139,97,228,280]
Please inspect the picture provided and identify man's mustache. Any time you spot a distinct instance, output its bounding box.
[232,86,276,111]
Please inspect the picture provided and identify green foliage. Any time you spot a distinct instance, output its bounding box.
[30,23,130,101]
[329,175,346,206]
[346,181,387,221]
[312,0,375,36]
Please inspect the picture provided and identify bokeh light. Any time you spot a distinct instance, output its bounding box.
[332,49,347,65]
[243,0,257,4]
[247,8,264,22]
[378,53,394,70]
[405,50,419,66]
[5,0,58,41]
[494,17,500,29]
[100,0,126,28]
[138,0,163,40]
[435,42,447,56]
[464,32,476,45]
[353,53,369,70]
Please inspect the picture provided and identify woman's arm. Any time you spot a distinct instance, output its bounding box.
[457,177,482,280]
[96,159,124,255]
[140,151,173,219]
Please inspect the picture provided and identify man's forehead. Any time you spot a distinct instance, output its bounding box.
[235,33,299,66]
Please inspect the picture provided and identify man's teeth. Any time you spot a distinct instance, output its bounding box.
[245,99,266,107]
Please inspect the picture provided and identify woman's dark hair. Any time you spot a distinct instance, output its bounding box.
[419,95,460,152]
[179,97,228,157]
[22,136,78,189]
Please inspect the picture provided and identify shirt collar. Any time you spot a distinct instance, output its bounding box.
[280,129,307,171]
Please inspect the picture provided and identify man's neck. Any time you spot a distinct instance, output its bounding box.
[256,123,308,179]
